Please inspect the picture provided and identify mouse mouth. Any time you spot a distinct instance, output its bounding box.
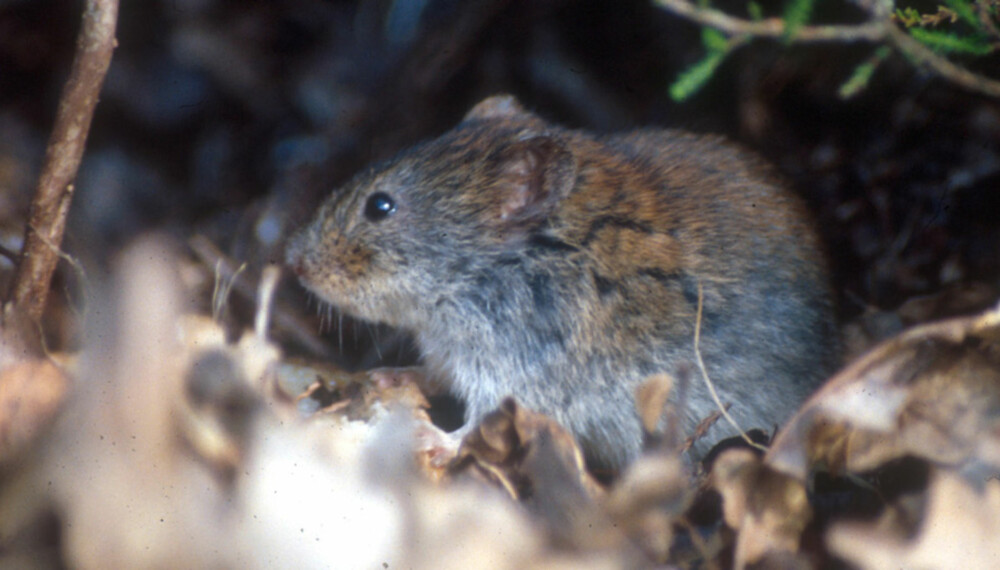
[285,247,390,324]
[284,230,340,299]
[284,227,313,271]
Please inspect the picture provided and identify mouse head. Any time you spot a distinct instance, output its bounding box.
[286,95,578,328]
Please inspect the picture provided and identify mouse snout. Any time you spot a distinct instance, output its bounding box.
[284,234,308,278]
[289,257,307,278]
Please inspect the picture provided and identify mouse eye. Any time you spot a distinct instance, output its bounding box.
[363,192,396,221]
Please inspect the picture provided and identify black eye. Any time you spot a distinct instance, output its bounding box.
[363,192,396,221]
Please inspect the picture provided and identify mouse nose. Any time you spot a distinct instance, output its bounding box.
[288,254,307,278]
[284,234,306,276]
[283,249,303,279]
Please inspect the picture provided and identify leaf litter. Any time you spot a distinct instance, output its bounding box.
[1,235,999,568]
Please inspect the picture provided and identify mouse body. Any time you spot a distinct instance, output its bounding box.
[286,95,838,470]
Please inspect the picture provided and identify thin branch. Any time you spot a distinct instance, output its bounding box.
[655,0,1000,100]
[5,0,119,321]
[255,265,281,340]
[0,243,19,263]
[885,23,1000,97]
[654,0,887,42]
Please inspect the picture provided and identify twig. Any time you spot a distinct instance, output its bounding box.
[655,0,1000,99]
[693,281,768,452]
[654,0,886,42]
[683,405,728,451]
[255,265,281,340]
[4,0,119,322]
[0,243,19,263]
[884,23,1000,97]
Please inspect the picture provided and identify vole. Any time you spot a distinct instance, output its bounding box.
[286,95,838,471]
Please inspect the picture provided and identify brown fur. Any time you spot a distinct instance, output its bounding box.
[287,95,839,470]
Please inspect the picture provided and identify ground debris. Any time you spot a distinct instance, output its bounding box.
[4,240,1000,568]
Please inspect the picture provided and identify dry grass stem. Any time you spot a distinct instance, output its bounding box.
[211,259,246,322]
[694,281,769,452]
[189,235,332,358]
[255,265,281,339]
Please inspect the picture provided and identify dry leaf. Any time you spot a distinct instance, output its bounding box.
[0,238,434,568]
[605,452,688,562]
[636,373,674,434]
[0,358,69,462]
[768,303,1000,482]
[449,397,630,556]
[707,448,812,569]
[709,447,759,531]
[828,470,1000,569]
[453,397,601,500]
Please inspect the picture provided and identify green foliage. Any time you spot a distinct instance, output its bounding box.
[669,50,728,101]
[838,46,892,99]
[782,0,814,41]
[664,0,1000,103]
[893,1,997,59]
[669,26,736,101]
[944,0,981,28]
[702,28,729,52]
[909,27,995,54]
[895,2,993,29]
[893,7,929,27]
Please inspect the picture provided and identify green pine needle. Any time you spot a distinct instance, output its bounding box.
[838,46,891,99]
[669,50,728,101]
[839,62,877,99]
[701,28,729,52]
[909,28,994,54]
[782,0,814,42]
[943,0,982,29]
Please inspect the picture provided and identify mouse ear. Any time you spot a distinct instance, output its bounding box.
[463,95,527,121]
[489,135,577,229]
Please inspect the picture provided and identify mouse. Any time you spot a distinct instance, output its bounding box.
[285,94,839,471]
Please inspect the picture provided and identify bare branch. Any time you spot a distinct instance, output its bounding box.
[5,0,119,321]
[655,0,1000,100]
[654,0,886,42]
[0,243,19,263]
[885,23,1000,98]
